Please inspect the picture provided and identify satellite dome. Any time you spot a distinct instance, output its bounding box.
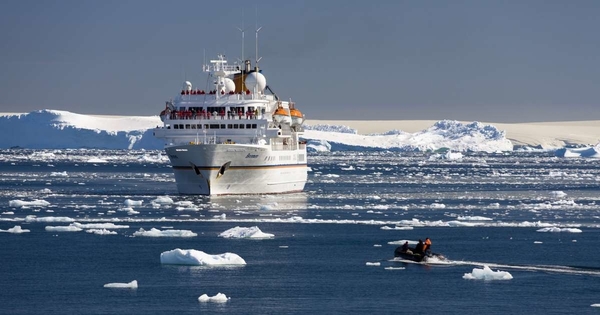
[245,72,266,92]
[183,81,192,91]
[223,78,236,93]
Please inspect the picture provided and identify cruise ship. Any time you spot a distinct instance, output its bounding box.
[153,54,308,195]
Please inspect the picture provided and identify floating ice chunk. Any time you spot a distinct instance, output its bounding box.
[550,191,567,198]
[537,227,582,233]
[366,262,381,266]
[380,226,414,230]
[45,225,82,232]
[26,216,75,223]
[9,199,51,208]
[430,203,446,209]
[39,188,53,194]
[198,293,230,303]
[133,228,197,237]
[0,225,30,233]
[124,199,143,206]
[2,211,15,215]
[534,241,543,244]
[385,267,406,270]
[555,146,600,158]
[86,229,117,235]
[87,158,108,163]
[160,249,246,266]
[444,151,463,160]
[259,203,277,211]
[591,304,600,308]
[104,280,138,289]
[214,213,226,219]
[152,196,174,204]
[219,226,274,239]
[72,222,129,229]
[463,265,513,280]
[457,216,493,221]
[50,171,68,177]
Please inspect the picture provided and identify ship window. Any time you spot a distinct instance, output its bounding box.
[252,124,257,129]
[233,124,238,129]
[185,124,190,129]
[239,124,244,129]
[191,124,196,129]
[220,124,225,129]
[209,124,219,129]
[246,124,252,129]
[227,124,233,129]
[173,125,179,129]
[179,124,184,129]
[197,124,202,129]
[204,124,209,129]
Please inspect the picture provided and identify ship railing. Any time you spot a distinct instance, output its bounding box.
[163,113,264,121]
[271,142,306,151]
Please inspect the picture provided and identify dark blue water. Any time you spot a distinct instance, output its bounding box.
[1,149,600,314]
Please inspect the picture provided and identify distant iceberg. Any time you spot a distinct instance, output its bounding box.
[2,110,595,154]
[304,120,513,153]
[555,144,600,158]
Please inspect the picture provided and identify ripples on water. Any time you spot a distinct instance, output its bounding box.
[0,149,599,314]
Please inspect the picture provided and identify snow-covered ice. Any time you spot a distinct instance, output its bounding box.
[0,225,30,233]
[133,228,197,237]
[463,265,513,280]
[219,226,274,239]
[198,293,230,303]
[103,280,138,289]
[160,249,246,266]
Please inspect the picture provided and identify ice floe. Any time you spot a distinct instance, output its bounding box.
[536,227,582,233]
[133,228,197,237]
[219,226,274,239]
[0,225,30,233]
[160,249,246,266]
[103,280,138,289]
[198,293,230,303]
[463,265,513,280]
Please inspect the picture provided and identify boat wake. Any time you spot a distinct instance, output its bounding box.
[389,257,600,276]
[448,260,600,276]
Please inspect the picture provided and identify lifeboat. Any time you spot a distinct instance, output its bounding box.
[272,106,291,125]
[289,107,304,127]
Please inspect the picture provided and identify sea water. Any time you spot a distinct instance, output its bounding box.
[0,149,599,314]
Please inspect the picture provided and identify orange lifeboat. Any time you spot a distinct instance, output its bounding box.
[289,103,304,126]
[290,107,304,126]
[273,105,291,124]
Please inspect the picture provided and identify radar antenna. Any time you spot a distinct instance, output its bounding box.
[254,7,262,67]
[236,10,248,66]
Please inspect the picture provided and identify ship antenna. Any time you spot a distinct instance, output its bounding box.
[236,10,247,66]
[254,6,262,67]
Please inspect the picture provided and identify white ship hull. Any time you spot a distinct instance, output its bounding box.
[166,144,307,195]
